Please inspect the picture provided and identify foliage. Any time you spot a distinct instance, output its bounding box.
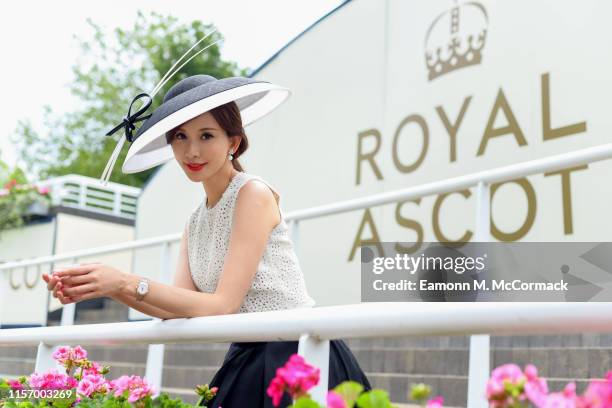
[0,155,51,237]
[0,345,216,408]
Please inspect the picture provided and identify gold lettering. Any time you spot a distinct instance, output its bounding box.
[436,96,472,162]
[348,208,384,261]
[432,190,473,243]
[544,165,588,234]
[477,88,527,156]
[395,199,424,254]
[393,115,429,173]
[356,129,384,185]
[542,72,587,141]
[490,178,536,241]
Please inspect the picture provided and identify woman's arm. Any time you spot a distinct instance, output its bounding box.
[111,223,199,320]
[112,288,180,320]
[56,182,278,318]
[115,180,279,316]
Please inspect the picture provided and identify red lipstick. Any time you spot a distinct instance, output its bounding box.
[186,162,206,171]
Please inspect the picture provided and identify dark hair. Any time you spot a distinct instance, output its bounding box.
[165,101,248,172]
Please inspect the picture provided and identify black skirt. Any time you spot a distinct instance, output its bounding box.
[201,339,372,408]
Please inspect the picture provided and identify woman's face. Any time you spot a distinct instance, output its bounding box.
[170,111,237,182]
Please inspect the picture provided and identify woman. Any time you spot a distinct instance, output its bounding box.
[42,74,372,407]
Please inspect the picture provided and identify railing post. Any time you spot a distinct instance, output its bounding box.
[297,333,329,405]
[35,341,63,373]
[60,258,78,326]
[144,242,171,397]
[467,181,491,408]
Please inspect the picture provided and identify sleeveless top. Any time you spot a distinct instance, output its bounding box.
[186,171,316,313]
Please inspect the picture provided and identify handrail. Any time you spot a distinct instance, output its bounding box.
[283,143,612,221]
[2,303,612,347]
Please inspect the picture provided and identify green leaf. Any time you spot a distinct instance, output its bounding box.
[332,381,364,408]
[290,397,325,408]
[356,389,394,408]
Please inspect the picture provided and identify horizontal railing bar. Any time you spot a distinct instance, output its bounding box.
[0,233,182,271]
[1,303,611,346]
[284,143,612,221]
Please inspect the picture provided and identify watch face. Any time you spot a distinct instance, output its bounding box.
[137,282,148,295]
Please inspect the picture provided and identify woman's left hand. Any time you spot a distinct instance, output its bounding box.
[51,263,127,303]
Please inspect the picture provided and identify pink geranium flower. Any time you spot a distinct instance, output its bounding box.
[427,396,444,408]
[327,390,347,408]
[109,375,155,403]
[266,354,320,407]
[524,364,549,407]
[7,379,24,390]
[579,371,612,407]
[52,345,88,366]
[486,363,525,400]
[37,186,50,195]
[77,373,109,398]
[29,368,78,390]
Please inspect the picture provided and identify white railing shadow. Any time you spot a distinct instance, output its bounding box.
[2,142,612,406]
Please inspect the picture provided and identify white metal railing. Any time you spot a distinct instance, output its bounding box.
[0,174,141,219]
[2,143,612,406]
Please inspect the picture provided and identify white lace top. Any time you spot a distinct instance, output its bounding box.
[186,171,316,313]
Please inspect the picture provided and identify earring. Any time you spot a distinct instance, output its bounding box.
[228,149,234,161]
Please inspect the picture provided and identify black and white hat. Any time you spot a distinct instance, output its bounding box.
[100,33,290,185]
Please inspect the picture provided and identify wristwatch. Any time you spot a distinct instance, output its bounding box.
[135,278,150,301]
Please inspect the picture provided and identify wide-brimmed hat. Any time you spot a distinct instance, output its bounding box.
[99,33,290,185]
[124,75,289,173]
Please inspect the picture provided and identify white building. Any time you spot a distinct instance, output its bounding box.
[131,0,612,318]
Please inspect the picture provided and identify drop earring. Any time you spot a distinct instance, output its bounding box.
[228,149,234,161]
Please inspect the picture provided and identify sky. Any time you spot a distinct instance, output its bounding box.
[0,0,344,176]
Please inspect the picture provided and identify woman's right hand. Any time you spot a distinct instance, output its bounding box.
[42,273,72,304]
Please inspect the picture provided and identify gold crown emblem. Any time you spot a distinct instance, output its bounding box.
[425,1,488,81]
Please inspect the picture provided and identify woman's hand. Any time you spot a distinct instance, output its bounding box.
[42,272,72,304]
[42,263,128,303]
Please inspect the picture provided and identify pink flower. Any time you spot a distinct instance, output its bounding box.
[278,354,320,393]
[83,361,102,376]
[267,377,285,407]
[266,354,320,406]
[327,391,347,408]
[77,373,109,398]
[524,364,549,407]
[109,375,155,403]
[29,369,77,390]
[37,186,50,195]
[7,379,24,390]
[426,396,444,408]
[542,383,578,408]
[486,363,525,400]
[579,372,612,408]
[52,346,72,364]
[52,345,88,367]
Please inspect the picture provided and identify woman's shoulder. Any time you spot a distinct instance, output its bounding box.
[236,172,280,204]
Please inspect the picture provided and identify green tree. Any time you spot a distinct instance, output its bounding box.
[11,11,247,187]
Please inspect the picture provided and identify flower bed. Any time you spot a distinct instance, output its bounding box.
[2,345,612,408]
[0,178,51,235]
